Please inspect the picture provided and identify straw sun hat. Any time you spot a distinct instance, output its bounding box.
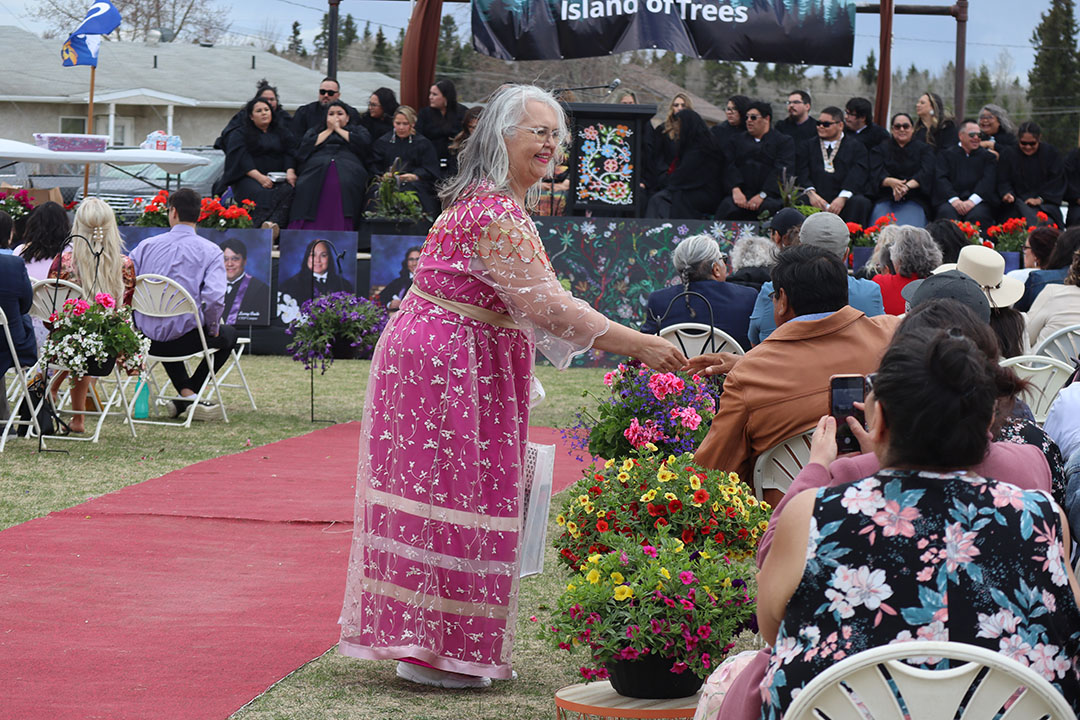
[932,244,1025,308]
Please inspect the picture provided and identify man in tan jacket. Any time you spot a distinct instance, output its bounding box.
[693,242,899,505]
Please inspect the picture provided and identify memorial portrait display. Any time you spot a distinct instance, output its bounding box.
[276,229,359,324]
[218,231,273,326]
[369,234,426,307]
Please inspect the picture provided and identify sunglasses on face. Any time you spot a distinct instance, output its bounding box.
[319,88,338,96]
[816,120,840,127]
[892,123,912,130]
[745,114,763,121]
[1019,140,1038,147]
[964,131,981,138]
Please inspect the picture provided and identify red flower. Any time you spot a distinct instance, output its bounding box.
[846,222,863,234]
[588,485,602,496]
[1036,211,1049,223]
[654,517,668,528]
[596,520,610,532]
[681,528,695,544]
[693,489,709,504]
[668,499,683,513]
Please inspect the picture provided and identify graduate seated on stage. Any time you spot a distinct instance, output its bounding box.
[715,100,795,221]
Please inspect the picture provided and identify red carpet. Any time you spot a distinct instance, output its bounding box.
[0,424,585,719]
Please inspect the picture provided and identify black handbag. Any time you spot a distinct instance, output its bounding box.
[16,374,66,437]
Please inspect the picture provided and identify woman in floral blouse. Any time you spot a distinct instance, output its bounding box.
[757,326,1080,718]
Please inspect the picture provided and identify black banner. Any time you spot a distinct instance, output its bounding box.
[472,0,855,66]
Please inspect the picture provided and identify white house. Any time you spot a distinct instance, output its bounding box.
[0,26,398,147]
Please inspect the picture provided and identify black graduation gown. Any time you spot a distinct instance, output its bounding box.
[870,138,936,210]
[997,143,1065,205]
[662,138,725,218]
[644,124,678,194]
[775,117,818,144]
[988,129,1017,152]
[1064,149,1080,224]
[214,108,293,150]
[278,269,353,308]
[933,146,997,206]
[218,124,296,210]
[914,119,958,151]
[797,135,870,201]
[223,274,271,325]
[710,121,744,157]
[723,130,796,198]
[371,132,442,219]
[416,103,467,164]
[849,123,890,152]
[290,101,363,145]
[290,125,373,225]
[359,113,393,143]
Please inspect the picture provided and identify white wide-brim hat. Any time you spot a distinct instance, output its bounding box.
[933,244,1025,308]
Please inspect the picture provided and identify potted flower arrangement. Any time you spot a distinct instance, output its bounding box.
[564,363,718,460]
[543,532,758,697]
[286,291,387,373]
[553,445,771,570]
[0,187,35,221]
[985,216,1027,252]
[41,293,150,377]
[365,158,429,223]
[134,190,255,229]
[952,219,982,243]
[847,214,896,270]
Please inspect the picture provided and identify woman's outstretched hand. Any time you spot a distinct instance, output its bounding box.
[635,334,687,373]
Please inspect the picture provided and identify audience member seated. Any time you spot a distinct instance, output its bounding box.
[775,89,817,144]
[358,87,398,145]
[1016,227,1080,311]
[290,77,362,143]
[1026,246,1080,347]
[645,109,723,219]
[446,105,482,177]
[220,237,270,325]
[913,91,958,151]
[14,201,72,347]
[416,79,469,171]
[47,198,136,433]
[871,225,942,314]
[925,218,970,264]
[377,246,420,312]
[0,239,35,421]
[933,119,997,228]
[726,232,781,292]
[749,212,884,344]
[289,100,372,232]
[755,324,1080,719]
[977,103,1016,159]
[710,94,750,156]
[843,96,889,151]
[1047,382,1080,463]
[869,113,935,226]
[213,78,293,150]
[370,105,442,220]
[693,243,898,504]
[716,101,795,220]
[616,90,637,104]
[644,93,690,199]
[128,189,236,422]
[795,105,872,224]
[218,96,296,232]
[639,234,757,349]
[997,120,1065,226]
[712,295,1068,720]
[1008,225,1059,283]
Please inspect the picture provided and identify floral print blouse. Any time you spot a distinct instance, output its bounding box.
[760,469,1080,719]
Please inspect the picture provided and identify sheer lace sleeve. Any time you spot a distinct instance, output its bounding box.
[474,199,610,368]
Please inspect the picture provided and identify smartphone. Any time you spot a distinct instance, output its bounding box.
[829,374,866,454]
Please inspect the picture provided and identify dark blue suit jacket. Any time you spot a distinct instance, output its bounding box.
[0,253,36,374]
[640,280,758,350]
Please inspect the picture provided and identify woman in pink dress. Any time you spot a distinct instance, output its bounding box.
[338,85,686,689]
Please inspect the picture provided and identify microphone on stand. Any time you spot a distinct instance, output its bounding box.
[608,78,621,94]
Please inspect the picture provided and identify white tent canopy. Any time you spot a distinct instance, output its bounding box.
[0,138,209,173]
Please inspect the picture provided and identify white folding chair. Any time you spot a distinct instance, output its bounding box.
[0,306,43,451]
[215,336,256,410]
[659,323,746,358]
[126,274,229,428]
[784,640,1075,720]
[752,429,814,500]
[1000,355,1074,424]
[1033,324,1080,366]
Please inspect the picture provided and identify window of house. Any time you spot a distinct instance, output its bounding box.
[59,117,87,134]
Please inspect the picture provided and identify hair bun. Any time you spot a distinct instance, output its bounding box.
[927,329,986,395]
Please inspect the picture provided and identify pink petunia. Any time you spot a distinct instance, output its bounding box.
[679,570,696,585]
[642,545,658,558]
[95,292,116,309]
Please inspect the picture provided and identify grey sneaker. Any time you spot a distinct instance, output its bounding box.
[159,399,182,418]
[188,401,224,421]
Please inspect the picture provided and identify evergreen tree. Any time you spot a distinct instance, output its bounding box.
[287,20,307,58]
[362,20,372,45]
[1029,0,1080,148]
[313,13,330,57]
[373,27,392,74]
[437,15,463,79]
[341,14,358,50]
[967,64,995,115]
[858,51,877,88]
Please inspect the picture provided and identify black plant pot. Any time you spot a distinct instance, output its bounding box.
[330,337,359,359]
[606,653,704,699]
[84,357,116,377]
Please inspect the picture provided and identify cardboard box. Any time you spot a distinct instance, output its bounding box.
[0,182,64,207]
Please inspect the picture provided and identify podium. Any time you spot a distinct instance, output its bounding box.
[561,103,657,218]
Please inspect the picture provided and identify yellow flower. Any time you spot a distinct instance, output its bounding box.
[610,572,625,584]
[578,495,590,506]
[721,577,732,588]
[640,489,657,502]
[673,540,685,553]
[614,586,634,601]
[605,458,616,469]
[660,567,671,580]
[567,583,576,591]
[556,515,566,526]
[667,454,677,465]
[572,637,580,646]
[645,442,658,451]
[747,497,758,506]
[699,550,711,560]
[589,554,602,564]
[656,581,664,591]
[584,502,595,514]
[758,521,769,531]
[617,472,631,483]
[621,458,634,472]
[689,475,702,490]
[587,569,601,584]
[664,492,678,502]
[729,472,740,484]
[761,501,772,511]
[595,510,606,520]
[712,501,720,513]
[566,521,578,533]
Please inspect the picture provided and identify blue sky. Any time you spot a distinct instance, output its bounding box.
[0,0,1056,82]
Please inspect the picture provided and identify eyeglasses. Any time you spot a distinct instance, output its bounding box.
[319,88,338,96]
[964,131,981,138]
[787,99,805,105]
[368,100,381,108]
[1019,140,1038,147]
[745,113,763,121]
[514,126,564,144]
[816,120,840,127]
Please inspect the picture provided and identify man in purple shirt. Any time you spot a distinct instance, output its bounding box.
[128,189,236,421]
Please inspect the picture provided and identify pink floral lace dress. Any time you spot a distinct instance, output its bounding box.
[338,190,608,678]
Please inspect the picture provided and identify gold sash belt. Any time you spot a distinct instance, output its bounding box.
[409,287,521,330]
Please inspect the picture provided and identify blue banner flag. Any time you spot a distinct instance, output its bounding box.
[61,1,122,67]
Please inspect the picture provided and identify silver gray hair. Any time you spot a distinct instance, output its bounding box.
[890,225,943,277]
[730,234,776,272]
[672,234,722,282]
[980,104,1015,135]
[438,84,569,210]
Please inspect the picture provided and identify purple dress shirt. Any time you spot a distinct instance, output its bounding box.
[128,224,226,342]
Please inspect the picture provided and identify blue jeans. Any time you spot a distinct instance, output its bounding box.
[870,199,926,227]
